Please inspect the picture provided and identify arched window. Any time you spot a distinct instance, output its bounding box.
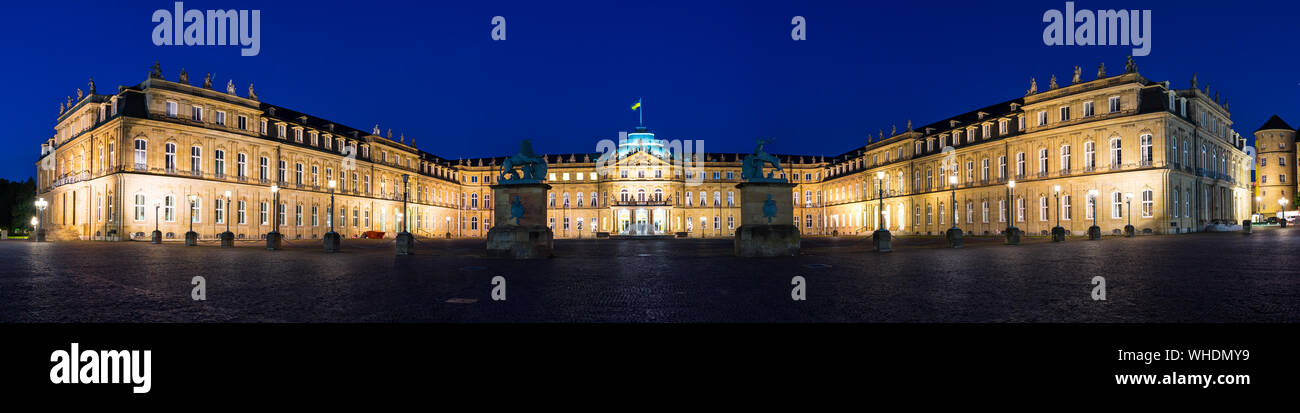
[134,139,147,168]
[562,192,569,207]
[190,196,201,223]
[471,193,479,209]
[1141,189,1153,217]
[190,146,202,174]
[163,195,175,222]
[134,194,146,221]
[638,189,646,202]
[654,189,663,202]
[620,189,629,203]
[164,143,177,171]
[1112,192,1124,219]
[1110,137,1123,167]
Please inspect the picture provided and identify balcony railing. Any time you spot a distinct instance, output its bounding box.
[134,163,148,171]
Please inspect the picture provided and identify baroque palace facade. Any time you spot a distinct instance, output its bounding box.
[36,62,1253,241]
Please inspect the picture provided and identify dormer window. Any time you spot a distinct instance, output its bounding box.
[294,128,303,142]
[259,119,267,135]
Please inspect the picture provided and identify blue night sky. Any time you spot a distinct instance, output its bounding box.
[1,0,1297,181]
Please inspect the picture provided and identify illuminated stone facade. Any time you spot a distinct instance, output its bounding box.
[36,66,1252,241]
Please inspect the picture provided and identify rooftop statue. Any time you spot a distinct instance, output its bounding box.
[203,73,213,89]
[499,140,548,184]
[227,79,236,94]
[741,138,786,183]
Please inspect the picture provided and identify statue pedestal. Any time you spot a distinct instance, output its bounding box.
[220,231,234,247]
[1242,219,1252,235]
[486,183,553,259]
[395,231,414,255]
[34,229,46,242]
[184,231,198,246]
[733,182,799,257]
[324,231,340,252]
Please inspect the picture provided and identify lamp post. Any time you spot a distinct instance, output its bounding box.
[220,190,233,247]
[396,174,413,255]
[324,180,339,252]
[1254,196,1262,222]
[1005,180,1019,245]
[185,194,198,246]
[872,171,890,252]
[945,174,962,248]
[34,198,48,242]
[1087,189,1101,240]
[445,216,452,239]
[267,184,281,250]
[152,201,161,244]
[1051,185,1065,242]
[1123,192,1134,237]
[1280,198,1290,228]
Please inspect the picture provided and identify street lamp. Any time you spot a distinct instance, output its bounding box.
[268,184,281,250]
[1255,196,1262,222]
[34,198,48,242]
[224,191,232,234]
[873,171,891,252]
[401,174,410,233]
[445,216,452,238]
[185,194,198,245]
[323,180,340,253]
[946,173,961,248]
[1087,189,1100,240]
[1004,179,1018,245]
[1123,192,1134,237]
[1051,185,1064,242]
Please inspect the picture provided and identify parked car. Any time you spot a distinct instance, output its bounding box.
[1266,217,1279,224]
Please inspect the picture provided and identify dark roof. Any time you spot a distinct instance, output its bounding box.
[1255,115,1293,132]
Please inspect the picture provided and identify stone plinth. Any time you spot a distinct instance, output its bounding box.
[220,231,234,247]
[266,231,282,250]
[1051,226,1066,242]
[395,231,414,255]
[34,229,46,242]
[1004,227,1020,245]
[185,231,198,246]
[1124,224,1135,237]
[945,227,963,248]
[151,230,161,244]
[1087,225,1102,240]
[1242,220,1252,235]
[872,229,891,252]
[323,231,340,252]
[733,182,799,257]
[486,183,554,259]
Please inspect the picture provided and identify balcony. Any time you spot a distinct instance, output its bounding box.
[134,163,148,171]
[1037,171,1049,178]
[1139,160,1153,168]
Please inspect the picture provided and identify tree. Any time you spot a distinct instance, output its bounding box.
[0,178,37,233]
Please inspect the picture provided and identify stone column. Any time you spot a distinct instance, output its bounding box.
[733,182,799,257]
[486,183,554,258]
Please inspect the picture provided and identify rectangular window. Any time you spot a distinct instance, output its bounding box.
[166,101,178,117]
[1083,101,1094,117]
[215,111,226,126]
[191,105,203,121]
[1062,195,1072,220]
[237,201,247,224]
[1141,190,1153,218]
[238,115,248,130]
[1037,111,1047,126]
[1108,96,1121,113]
[1059,106,1070,122]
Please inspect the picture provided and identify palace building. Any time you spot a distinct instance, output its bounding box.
[36,62,1254,241]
